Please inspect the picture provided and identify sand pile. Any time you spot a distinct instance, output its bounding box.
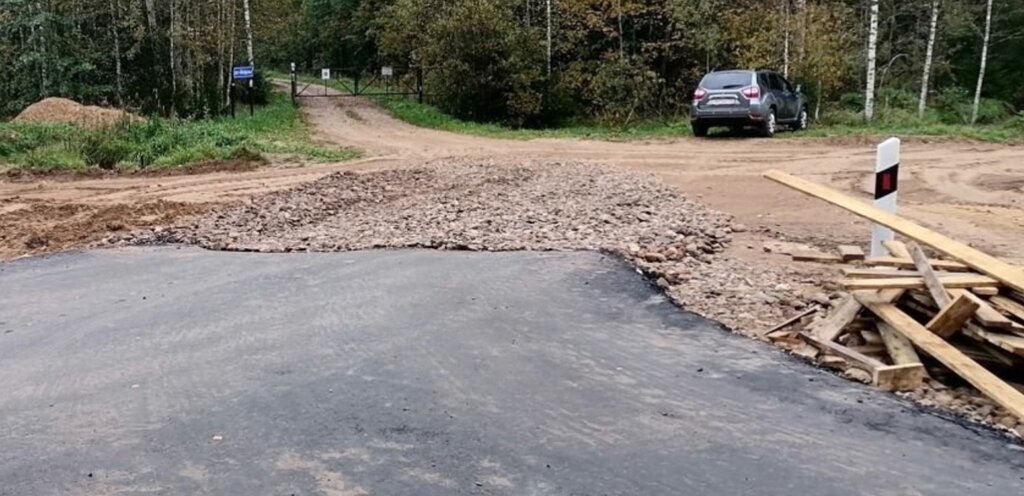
[14,98,143,129]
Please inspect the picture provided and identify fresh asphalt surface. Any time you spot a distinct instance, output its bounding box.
[1,248,1021,495]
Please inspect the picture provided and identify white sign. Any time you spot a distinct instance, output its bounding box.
[381,66,394,77]
[321,68,331,80]
[870,137,901,256]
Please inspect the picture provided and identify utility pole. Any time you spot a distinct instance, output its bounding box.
[546,0,552,77]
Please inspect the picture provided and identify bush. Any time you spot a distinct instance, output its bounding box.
[839,92,864,111]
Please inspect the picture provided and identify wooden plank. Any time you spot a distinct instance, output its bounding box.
[902,294,1024,356]
[874,364,927,392]
[840,268,955,279]
[990,295,1024,322]
[883,240,912,259]
[948,289,1014,329]
[863,256,971,272]
[801,332,886,369]
[925,294,979,338]
[972,287,999,297]
[809,295,862,341]
[860,301,1024,420]
[763,170,1024,292]
[837,245,866,262]
[878,322,923,365]
[791,250,843,263]
[840,275,1000,290]
[763,307,819,336]
[908,242,952,308]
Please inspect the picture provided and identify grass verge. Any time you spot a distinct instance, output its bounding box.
[0,91,360,173]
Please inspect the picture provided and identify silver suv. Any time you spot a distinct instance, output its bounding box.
[690,70,809,137]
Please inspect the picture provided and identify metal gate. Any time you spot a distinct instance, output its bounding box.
[290,65,424,104]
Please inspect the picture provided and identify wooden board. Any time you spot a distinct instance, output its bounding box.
[791,251,843,263]
[990,295,1024,322]
[840,275,1000,290]
[861,301,1024,420]
[840,268,955,279]
[763,307,819,336]
[883,240,912,259]
[863,256,971,272]
[809,295,862,341]
[948,289,1014,329]
[962,326,1024,356]
[908,242,952,308]
[925,294,979,338]
[763,170,1024,292]
[838,245,866,262]
[877,322,923,366]
[874,364,927,392]
[972,287,999,297]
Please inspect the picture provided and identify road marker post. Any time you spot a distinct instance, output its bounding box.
[871,137,901,256]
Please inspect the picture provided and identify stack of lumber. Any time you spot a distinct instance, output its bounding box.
[764,170,1024,423]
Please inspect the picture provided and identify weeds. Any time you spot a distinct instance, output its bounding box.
[0,92,360,172]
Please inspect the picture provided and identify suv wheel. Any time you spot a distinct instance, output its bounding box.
[795,107,809,131]
[761,109,777,138]
[692,122,709,137]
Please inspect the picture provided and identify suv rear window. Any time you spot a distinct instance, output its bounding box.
[701,72,751,90]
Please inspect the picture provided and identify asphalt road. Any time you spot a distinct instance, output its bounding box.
[0,248,1021,495]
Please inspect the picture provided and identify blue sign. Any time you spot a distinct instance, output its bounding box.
[232,66,254,80]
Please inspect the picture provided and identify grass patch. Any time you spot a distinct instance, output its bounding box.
[0,91,360,173]
[279,71,1024,144]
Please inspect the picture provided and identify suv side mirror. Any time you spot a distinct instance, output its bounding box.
[795,84,802,93]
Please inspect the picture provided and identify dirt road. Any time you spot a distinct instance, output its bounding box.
[2,89,1023,261]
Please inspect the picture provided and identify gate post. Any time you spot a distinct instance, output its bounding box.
[416,68,424,104]
[290,62,297,106]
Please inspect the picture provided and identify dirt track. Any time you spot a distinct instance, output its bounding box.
[2,87,1023,261]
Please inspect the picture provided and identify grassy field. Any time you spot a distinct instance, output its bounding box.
[283,71,1024,144]
[0,92,360,173]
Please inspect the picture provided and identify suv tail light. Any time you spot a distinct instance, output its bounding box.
[693,88,707,100]
[741,86,760,98]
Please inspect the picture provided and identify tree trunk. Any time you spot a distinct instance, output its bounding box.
[782,0,790,78]
[546,0,552,77]
[971,0,994,125]
[110,0,124,106]
[242,0,255,65]
[864,0,879,121]
[918,0,939,119]
[227,0,237,106]
[144,0,157,31]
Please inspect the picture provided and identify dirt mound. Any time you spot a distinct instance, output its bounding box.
[14,98,143,129]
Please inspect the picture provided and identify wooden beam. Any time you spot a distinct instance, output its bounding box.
[883,240,912,259]
[863,256,971,272]
[764,170,1024,292]
[838,245,866,262]
[874,364,927,392]
[792,251,843,263]
[840,268,955,279]
[763,307,819,336]
[809,295,862,341]
[948,289,1014,329]
[925,294,979,338]
[840,275,999,290]
[878,322,923,365]
[972,287,999,297]
[908,242,953,308]
[990,296,1024,322]
[903,294,1024,356]
[861,301,1024,420]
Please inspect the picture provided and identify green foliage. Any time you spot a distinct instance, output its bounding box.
[0,92,360,172]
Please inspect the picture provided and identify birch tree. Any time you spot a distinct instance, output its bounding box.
[971,0,994,124]
[864,0,880,121]
[242,0,255,65]
[918,0,939,118]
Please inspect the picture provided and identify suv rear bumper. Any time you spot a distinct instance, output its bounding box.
[691,108,765,124]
